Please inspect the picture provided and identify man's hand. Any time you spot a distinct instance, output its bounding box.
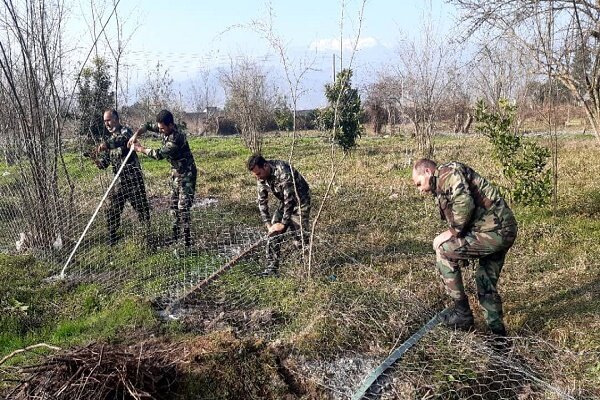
[268,222,286,236]
[433,229,454,250]
[82,149,96,159]
[97,143,107,152]
[132,141,144,153]
[128,127,145,148]
[127,134,137,148]
[83,150,104,168]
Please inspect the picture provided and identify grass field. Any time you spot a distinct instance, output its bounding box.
[1,131,599,398]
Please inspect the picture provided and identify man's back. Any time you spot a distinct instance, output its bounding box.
[435,161,516,234]
[260,159,310,205]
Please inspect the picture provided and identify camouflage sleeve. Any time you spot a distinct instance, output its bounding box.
[104,129,130,150]
[257,181,270,224]
[147,135,183,161]
[95,152,110,169]
[146,148,164,160]
[146,143,169,160]
[280,172,296,226]
[444,171,474,236]
[143,122,160,133]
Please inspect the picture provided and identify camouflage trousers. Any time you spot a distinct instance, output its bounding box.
[267,202,311,268]
[170,167,197,245]
[106,170,151,245]
[436,225,517,331]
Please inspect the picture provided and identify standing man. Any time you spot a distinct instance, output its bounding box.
[94,109,151,246]
[129,109,197,248]
[247,155,311,277]
[412,158,518,337]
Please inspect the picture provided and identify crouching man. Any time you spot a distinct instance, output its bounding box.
[247,155,311,277]
[412,158,518,337]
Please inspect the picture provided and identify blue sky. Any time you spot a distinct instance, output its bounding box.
[67,0,459,109]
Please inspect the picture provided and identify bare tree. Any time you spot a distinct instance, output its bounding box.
[364,85,387,135]
[243,1,317,135]
[364,71,402,135]
[0,78,20,165]
[451,0,600,141]
[471,43,524,107]
[101,0,138,109]
[305,0,367,275]
[219,56,278,153]
[0,0,72,249]
[188,68,219,135]
[394,12,460,156]
[467,38,537,131]
[79,0,138,115]
[135,61,184,124]
[475,49,508,106]
[439,69,473,134]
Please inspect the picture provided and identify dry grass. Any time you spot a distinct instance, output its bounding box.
[2,132,599,398]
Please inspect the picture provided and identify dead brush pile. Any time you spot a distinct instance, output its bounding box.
[5,341,181,400]
[3,332,326,399]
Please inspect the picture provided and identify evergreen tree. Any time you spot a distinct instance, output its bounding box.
[321,69,364,152]
[77,57,114,143]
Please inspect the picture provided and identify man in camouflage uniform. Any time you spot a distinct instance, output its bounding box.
[94,109,151,246]
[412,158,518,336]
[130,109,197,248]
[247,154,311,277]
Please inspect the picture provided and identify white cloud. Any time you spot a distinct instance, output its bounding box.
[309,36,378,52]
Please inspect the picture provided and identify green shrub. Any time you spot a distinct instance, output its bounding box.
[474,99,552,206]
[321,69,364,152]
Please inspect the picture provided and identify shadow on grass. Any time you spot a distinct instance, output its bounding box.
[557,188,600,218]
[319,238,433,269]
[512,278,600,332]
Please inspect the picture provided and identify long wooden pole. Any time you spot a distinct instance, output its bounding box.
[165,236,267,316]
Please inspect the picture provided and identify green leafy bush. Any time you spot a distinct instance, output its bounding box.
[321,69,364,152]
[475,99,552,206]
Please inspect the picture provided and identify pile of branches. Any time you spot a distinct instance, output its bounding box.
[5,342,181,399]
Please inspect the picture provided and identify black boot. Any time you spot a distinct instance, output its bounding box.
[184,228,193,249]
[260,262,279,277]
[169,225,180,245]
[442,298,474,330]
[108,231,119,247]
[144,233,157,251]
[489,323,512,353]
[490,324,507,336]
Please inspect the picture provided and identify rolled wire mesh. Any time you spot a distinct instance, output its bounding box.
[353,329,596,400]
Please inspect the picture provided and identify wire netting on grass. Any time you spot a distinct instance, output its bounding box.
[0,136,599,399]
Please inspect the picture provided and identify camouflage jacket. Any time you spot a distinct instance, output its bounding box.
[97,125,141,176]
[257,160,310,226]
[433,162,516,237]
[144,122,197,176]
